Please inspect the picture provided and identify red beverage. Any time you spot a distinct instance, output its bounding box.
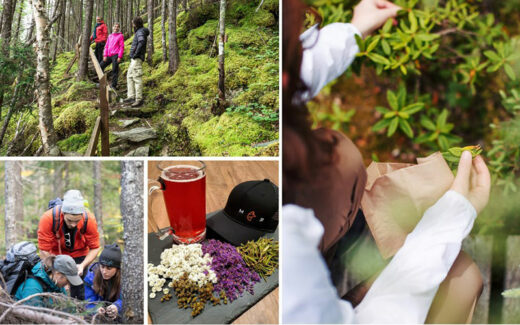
[160,165,206,244]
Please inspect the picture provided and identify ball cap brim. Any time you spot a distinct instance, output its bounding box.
[207,210,269,246]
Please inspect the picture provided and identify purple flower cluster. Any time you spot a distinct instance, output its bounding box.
[202,239,260,302]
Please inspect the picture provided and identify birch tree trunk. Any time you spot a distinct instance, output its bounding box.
[120,161,144,324]
[161,0,167,62]
[146,0,154,65]
[33,0,60,155]
[5,161,23,248]
[217,0,226,108]
[167,0,179,74]
[93,161,105,248]
[77,0,94,81]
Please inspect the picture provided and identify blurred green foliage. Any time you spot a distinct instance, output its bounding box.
[305,0,520,237]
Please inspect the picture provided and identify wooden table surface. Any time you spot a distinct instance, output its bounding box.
[147,160,279,324]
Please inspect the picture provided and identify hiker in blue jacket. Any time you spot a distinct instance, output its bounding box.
[84,243,122,320]
[15,255,83,306]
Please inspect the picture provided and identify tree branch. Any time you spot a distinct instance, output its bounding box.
[25,12,62,45]
[0,301,78,324]
[255,0,265,12]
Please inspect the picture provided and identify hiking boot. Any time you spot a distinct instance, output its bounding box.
[131,99,144,107]
[123,97,134,104]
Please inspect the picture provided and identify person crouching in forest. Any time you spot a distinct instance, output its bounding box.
[100,23,125,90]
[15,255,83,306]
[124,16,149,108]
[91,16,108,63]
[84,243,123,321]
[38,189,100,301]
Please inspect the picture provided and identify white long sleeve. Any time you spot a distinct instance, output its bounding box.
[299,23,361,102]
[282,190,477,324]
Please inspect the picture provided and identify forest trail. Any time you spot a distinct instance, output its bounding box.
[0,0,279,157]
[51,0,279,157]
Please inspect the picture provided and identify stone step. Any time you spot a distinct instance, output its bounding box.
[118,118,140,128]
[112,127,157,143]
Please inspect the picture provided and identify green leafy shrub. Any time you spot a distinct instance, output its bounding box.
[308,0,520,194]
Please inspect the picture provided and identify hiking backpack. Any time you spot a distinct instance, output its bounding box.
[0,241,41,295]
[47,198,89,254]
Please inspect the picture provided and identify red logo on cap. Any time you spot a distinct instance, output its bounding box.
[246,211,257,222]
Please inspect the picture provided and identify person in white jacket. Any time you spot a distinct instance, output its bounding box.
[282,0,491,323]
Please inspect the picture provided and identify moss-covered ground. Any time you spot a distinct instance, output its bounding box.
[44,0,279,156]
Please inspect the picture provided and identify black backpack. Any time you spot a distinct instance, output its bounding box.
[0,241,42,295]
[47,198,89,253]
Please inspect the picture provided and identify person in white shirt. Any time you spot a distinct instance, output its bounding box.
[282,0,491,323]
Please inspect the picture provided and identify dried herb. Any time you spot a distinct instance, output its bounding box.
[169,273,221,317]
[237,238,279,280]
[202,239,260,302]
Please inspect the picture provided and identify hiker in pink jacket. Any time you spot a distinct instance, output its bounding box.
[100,23,125,89]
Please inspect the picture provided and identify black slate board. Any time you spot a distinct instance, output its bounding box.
[148,210,279,324]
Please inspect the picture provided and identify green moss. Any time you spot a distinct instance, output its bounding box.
[187,20,218,55]
[53,81,97,105]
[227,26,270,49]
[57,133,90,154]
[260,0,279,12]
[243,9,276,28]
[182,112,278,156]
[51,52,77,90]
[54,101,98,138]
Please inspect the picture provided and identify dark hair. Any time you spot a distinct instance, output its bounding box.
[282,0,336,204]
[93,264,122,302]
[133,16,144,29]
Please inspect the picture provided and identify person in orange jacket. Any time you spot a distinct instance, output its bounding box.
[38,189,100,300]
[91,16,108,63]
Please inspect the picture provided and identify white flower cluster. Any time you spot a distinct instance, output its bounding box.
[148,244,217,299]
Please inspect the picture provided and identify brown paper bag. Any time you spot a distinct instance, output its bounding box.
[360,152,454,259]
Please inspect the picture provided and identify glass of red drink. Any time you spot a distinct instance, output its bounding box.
[148,161,206,244]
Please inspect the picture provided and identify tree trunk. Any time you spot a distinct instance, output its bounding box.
[126,0,133,35]
[0,68,23,148]
[146,0,154,65]
[108,0,112,30]
[79,0,83,43]
[167,0,179,74]
[115,0,120,24]
[52,0,63,62]
[53,161,64,197]
[5,161,23,248]
[65,0,70,50]
[93,161,105,248]
[183,0,187,12]
[58,0,66,54]
[217,0,226,108]
[26,11,36,43]
[33,0,60,155]
[77,0,93,81]
[13,0,23,42]
[120,161,144,324]
[161,0,167,62]
[0,0,16,51]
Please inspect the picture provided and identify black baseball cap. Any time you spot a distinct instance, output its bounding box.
[206,179,279,245]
